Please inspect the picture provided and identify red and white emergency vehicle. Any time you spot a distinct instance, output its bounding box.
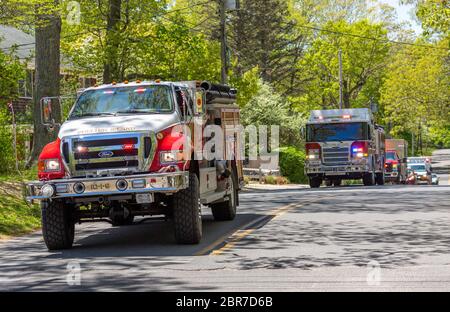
[26,80,244,250]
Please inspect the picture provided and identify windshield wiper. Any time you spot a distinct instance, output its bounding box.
[79,112,116,117]
[70,112,116,119]
[114,110,160,115]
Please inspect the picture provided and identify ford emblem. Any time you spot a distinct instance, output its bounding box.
[98,151,114,158]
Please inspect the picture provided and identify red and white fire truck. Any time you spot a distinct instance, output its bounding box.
[305,108,386,188]
[385,139,408,184]
[26,80,244,250]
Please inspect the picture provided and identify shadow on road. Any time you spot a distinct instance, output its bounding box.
[215,187,450,271]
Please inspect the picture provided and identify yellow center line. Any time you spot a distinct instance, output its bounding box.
[210,201,306,256]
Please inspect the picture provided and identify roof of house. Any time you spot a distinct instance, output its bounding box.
[0,25,35,61]
[0,25,77,71]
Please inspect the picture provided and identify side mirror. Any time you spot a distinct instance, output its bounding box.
[300,127,305,139]
[40,97,61,127]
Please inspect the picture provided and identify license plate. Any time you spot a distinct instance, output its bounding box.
[326,172,346,176]
[86,182,113,192]
[136,193,154,204]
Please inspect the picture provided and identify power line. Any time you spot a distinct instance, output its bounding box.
[1,1,211,52]
[296,24,449,51]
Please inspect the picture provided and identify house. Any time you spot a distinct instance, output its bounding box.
[0,25,96,114]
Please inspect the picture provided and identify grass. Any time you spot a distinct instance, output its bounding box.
[0,168,41,239]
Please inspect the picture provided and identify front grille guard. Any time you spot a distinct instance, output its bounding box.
[60,131,156,178]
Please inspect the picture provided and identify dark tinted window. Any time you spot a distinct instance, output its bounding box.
[307,122,368,142]
[386,152,397,160]
[410,165,426,171]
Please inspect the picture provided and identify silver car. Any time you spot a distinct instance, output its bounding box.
[432,174,440,185]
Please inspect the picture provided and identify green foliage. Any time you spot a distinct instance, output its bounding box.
[240,81,305,146]
[429,125,450,148]
[0,109,15,174]
[0,48,25,174]
[380,38,449,147]
[279,146,308,184]
[0,49,23,103]
[0,112,33,174]
[60,0,220,82]
[229,67,261,108]
[415,0,450,36]
[297,19,389,111]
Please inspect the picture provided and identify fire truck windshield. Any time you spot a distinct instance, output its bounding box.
[306,122,368,142]
[386,151,397,160]
[69,85,174,119]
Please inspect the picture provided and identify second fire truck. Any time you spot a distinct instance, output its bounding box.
[305,108,386,188]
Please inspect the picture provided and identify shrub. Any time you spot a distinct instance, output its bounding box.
[0,109,15,174]
[279,146,308,184]
[275,176,288,185]
[264,175,276,185]
[263,175,289,185]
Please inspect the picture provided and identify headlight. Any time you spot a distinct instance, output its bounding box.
[40,184,55,198]
[44,159,61,172]
[160,151,184,164]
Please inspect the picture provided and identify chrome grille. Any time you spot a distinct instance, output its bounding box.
[61,132,155,177]
[322,147,349,165]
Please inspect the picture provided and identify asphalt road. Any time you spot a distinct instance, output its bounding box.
[1,182,450,291]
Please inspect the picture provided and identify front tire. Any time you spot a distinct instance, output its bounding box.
[375,172,385,185]
[172,173,202,244]
[363,171,375,186]
[41,200,75,251]
[309,177,322,188]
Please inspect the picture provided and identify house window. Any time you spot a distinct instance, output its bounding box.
[18,70,33,98]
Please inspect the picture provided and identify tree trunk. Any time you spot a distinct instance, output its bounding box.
[27,8,61,167]
[103,0,122,84]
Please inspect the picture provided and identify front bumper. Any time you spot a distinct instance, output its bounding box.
[385,171,398,179]
[306,163,370,176]
[26,172,189,202]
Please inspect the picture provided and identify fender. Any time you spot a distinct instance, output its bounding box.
[38,138,65,181]
[150,125,191,172]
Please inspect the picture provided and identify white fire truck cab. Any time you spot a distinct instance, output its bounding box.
[305,108,386,188]
[26,80,244,250]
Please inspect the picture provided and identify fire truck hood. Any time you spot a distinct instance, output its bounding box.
[58,114,180,138]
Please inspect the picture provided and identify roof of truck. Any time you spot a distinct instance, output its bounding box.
[82,80,197,93]
[308,108,372,124]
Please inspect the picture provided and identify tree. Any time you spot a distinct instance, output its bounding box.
[403,0,450,36]
[28,1,62,165]
[60,0,220,82]
[240,81,304,146]
[380,38,450,151]
[296,20,390,110]
[229,0,300,85]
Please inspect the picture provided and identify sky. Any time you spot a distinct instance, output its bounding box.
[377,0,422,34]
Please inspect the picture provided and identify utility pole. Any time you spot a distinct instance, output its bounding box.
[338,49,343,110]
[219,0,228,84]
